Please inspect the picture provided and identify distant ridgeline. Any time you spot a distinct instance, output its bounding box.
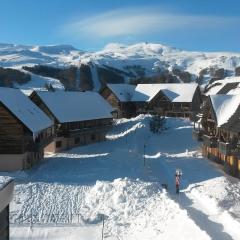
[22,64,125,91]
[0,67,31,87]
[23,65,93,90]
[0,64,202,91]
[1,63,240,91]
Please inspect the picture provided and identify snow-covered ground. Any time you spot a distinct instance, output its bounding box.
[1,115,240,240]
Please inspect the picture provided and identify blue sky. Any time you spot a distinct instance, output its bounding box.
[1,0,240,52]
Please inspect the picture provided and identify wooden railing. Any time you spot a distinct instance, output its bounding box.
[218,141,240,156]
[57,124,112,138]
[202,134,218,148]
[218,141,233,155]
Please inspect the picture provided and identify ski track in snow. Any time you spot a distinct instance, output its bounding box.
[2,115,240,240]
[90,64,101,91]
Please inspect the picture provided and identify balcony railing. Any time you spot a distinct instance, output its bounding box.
[202,134,218,148]
[218,141,233,155]
[218,141,240,156]
[57,124,113,138]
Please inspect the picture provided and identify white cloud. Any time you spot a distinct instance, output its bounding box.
[61,7,238,40]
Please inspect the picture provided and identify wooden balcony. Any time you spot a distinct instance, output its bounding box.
[202,134,218,148]
[218,141,233,155]
[58,124,112,138]
[218,141,240,156]
[192,129,203,141]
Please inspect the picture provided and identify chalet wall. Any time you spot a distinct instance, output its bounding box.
[0,205,9,239]
[0,150,44,171]
[45,131,106,153]
[192,87,202,112]
[0,180,14,240]
[0,103,26,154]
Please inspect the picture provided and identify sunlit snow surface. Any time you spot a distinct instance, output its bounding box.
[1,115,240,240]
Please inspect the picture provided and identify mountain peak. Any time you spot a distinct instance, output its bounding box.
[33,44,78,54]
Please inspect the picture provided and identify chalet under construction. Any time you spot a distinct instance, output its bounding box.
[29,91,114,153]
[0,87,54,171]
[101,83,202,119]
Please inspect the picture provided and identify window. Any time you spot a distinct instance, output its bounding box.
[75,137,80,144]
[56,141,62,148]
[91,134,96,141]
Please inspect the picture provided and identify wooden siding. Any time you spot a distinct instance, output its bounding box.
[192,86,202,112]
[58,118,112,137]
[0,101,54,155]
[0,103,26,154]
[0,205,9,240]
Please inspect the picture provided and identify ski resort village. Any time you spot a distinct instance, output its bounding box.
[1,1,240,239]
[0,56,240,240]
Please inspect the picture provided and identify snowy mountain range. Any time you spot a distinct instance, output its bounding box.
[1,42,240,91]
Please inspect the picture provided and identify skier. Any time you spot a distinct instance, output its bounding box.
[175,170,181,194]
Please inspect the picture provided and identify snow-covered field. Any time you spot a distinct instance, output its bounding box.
[1,115,240,240]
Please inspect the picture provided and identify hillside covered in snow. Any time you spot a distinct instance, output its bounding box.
[1,42,240,91]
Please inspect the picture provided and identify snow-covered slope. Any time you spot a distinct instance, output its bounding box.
[1,42,240,90]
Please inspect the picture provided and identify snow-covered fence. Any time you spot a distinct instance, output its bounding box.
[10,212,84,226]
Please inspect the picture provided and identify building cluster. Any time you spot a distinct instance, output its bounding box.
[101,83,202,119]
[0,87,114,171]
[0,81,239,237]
[0,83,202,172]
[0,81,239,180]
[193,94,240,178]
[0,82,202,238]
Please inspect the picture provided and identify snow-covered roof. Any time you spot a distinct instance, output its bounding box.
[107,84,136,102]
[35,91,114,123]
[0,87,53,134]
[0,176,13,191]
[210,94,240,127]
[135,83,198,102]
[205,77,240,96]
[0,176,14,212]
[107,83,198,103]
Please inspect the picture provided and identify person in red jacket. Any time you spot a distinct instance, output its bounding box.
[175,171,181,194]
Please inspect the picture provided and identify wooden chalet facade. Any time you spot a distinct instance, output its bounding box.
[101,84,137,118]
[30,91,113,153]
[200,95,240,178]
[145,85,202,119]
[0,88,54,171]
[101,83,202,119]
[0,178,14,240]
